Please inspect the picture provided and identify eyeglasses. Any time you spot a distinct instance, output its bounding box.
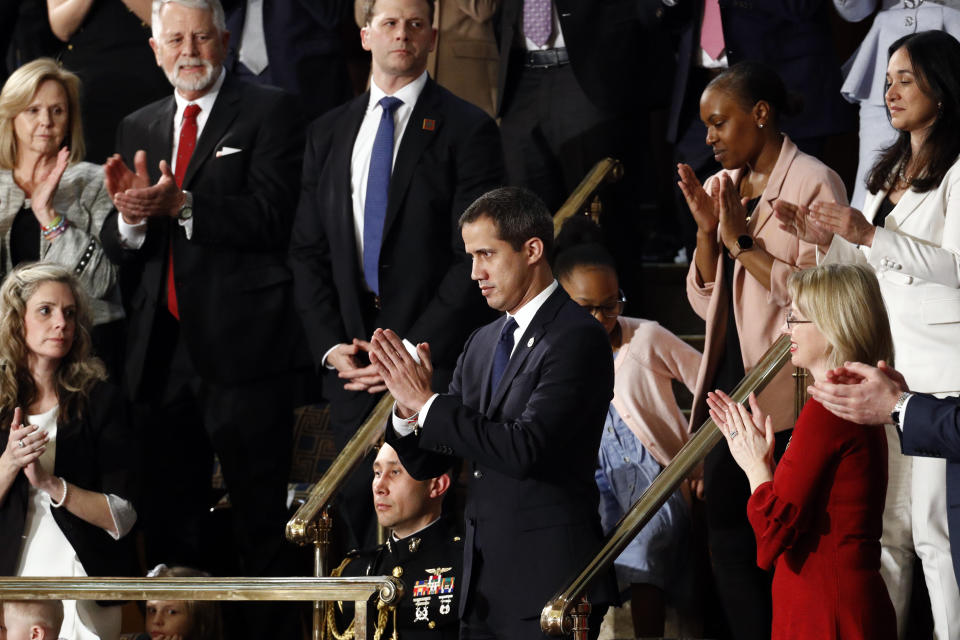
[785,311,812,329]
[584,291,627,319]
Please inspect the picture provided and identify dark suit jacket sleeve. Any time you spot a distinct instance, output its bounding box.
[404,114,504,360]
[418,318,613,479]
[289,118,345,365]
[901,394,960,463]
[190,90,305,251]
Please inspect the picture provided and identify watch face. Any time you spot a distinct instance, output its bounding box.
[738,234,753,250]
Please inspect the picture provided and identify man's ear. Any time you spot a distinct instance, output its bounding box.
[149,38,161,66]
[429,473,451,499]
[31,624,43,640]
[525,236,545,265]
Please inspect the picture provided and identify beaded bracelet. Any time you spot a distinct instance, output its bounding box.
[50,476,68,508]
[41,215,69,241]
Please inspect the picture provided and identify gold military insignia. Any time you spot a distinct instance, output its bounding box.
[392,566,403,578]
[426,567,452,576]
[408,537,421,553]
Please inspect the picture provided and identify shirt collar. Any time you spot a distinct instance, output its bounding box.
[173,66,226,119]
[508,280,559,337]
[391,515,440,541]
[367,70,429,112]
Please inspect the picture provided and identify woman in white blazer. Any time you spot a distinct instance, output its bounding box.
[775,30,960,639]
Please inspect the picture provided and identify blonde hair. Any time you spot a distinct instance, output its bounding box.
[0,58,84,169]
[787,263,894,369]
[2,600,65,637]
[147,566,224,640]
[0,263,105,425]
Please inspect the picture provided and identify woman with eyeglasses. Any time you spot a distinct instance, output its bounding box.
[554,216,701,638]
[677,60,848,639]
[708,263,896,640]
[774,30,960,636]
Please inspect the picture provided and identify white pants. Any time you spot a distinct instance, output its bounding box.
[880,422,960,640]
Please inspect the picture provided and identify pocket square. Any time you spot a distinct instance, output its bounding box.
[216,146,242,158]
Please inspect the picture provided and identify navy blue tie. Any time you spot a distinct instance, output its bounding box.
[490,317,518,391]
[363,96,403,296]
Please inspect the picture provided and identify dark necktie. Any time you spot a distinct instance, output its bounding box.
[167,103,201,320]
[363,96,403,296]
[490,317,518,391]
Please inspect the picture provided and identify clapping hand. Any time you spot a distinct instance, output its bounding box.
[368,329,434,419]
[717,173,751,251]
[0,408,47,473]
[807,202,876,247]
[773,199,835,249]
[706,391,775,491]
[30,147,70,227]
[677,163,719,235]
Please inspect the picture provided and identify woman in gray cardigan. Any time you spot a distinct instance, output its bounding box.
[0,58,120,373]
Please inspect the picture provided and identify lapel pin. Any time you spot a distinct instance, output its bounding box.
[422,118,436,131]
[527,337,534,348]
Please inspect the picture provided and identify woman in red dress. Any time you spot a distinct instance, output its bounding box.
[708,263,897,639]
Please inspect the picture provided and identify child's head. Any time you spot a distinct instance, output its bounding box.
[553,216,622,337]
[1,600,64,640]
[146,565,223,640]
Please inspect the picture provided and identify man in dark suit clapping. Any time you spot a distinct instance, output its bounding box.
[99,0,304,589]
[373,187,616,639]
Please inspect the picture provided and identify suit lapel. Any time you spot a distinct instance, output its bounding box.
[146,98,176,180]
[486,288,566,414]
[750,137,797,236]
[885,187,929,229]
[383,79,443,241]
[336,94,371,274]
[182,78,242,189]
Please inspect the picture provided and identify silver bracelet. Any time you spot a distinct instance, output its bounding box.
[49,477,68,508]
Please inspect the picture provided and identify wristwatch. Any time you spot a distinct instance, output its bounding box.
[890,392,913,426]
[177,190,193,221]
[730,234,754,259]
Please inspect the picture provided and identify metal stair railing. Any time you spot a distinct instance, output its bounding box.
[0,576,403,640]
[540,334,793,638]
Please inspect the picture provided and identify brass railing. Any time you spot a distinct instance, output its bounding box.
[540,334,793,637]
[286,392,395,639]
[0,576,403,639]
[553,157,623,234]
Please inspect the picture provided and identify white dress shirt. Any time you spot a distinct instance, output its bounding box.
[393,280,560,435]
[117,68,227,248]
[321,71,429,368]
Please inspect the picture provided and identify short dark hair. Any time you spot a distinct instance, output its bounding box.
[360,0,435,25]
[706,60,803,129]
[866,30,960,195]
[552,215,616,280]
[459,187,554,256]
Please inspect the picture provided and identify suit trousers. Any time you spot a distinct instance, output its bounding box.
[880,419,960,640]
[137,311,294,577]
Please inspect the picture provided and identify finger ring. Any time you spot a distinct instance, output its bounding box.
[17,438,25,448]
[729,430,739,439]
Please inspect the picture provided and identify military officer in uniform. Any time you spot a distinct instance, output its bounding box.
[328,442,462,639]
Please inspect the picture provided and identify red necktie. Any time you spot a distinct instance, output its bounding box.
[167,104,201,320]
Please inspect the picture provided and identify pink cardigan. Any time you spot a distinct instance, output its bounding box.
[611,317,701,472]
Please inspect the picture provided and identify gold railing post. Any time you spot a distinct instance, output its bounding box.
[570,597,590,640]
[552,157,623,234]
[311,508,333,640]
[540,335,793,635]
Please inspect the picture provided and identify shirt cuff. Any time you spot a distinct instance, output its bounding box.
[321,345,339,370]
[391,393,439,436]
[897,394,914,433]
[117,216,147,249]
[105,493,137,540]
[179,216,194,239]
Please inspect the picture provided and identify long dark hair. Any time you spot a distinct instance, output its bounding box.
[866,31,960,194]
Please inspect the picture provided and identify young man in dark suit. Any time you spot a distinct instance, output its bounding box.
[289,0,503,547]
[371,187,616,639]
[99,0,304,585]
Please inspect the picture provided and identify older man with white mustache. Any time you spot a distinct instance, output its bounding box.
[97,2,306,638]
